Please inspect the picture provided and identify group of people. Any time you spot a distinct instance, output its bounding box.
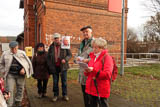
[0,25,114,107]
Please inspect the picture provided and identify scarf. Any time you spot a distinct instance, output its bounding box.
[80,38,92,53]
[54,45,60,63]
[94,52,101,62]
[37,51,45,55]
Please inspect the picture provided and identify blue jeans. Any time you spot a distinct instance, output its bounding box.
[52,66,67,96]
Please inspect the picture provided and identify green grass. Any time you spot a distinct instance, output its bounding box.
[114,64,160,106]
[111,73,160,106]
[124,64,160,79]
[67,69,79,80]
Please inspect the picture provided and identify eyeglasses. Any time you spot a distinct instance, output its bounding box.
[54,37,60,39]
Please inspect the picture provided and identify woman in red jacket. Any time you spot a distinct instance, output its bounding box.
[84,38,113,107]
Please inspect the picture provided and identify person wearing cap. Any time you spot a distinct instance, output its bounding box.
[0,41,33,107]
[47,33,72,102]
[75,25,93,107]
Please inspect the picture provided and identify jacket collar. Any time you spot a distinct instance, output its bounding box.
[80,37,93,52]
[90,49,108,63]
[9,49,18,55]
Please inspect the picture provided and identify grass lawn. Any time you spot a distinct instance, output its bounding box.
[124,64,160,79]
[68,64,160,106]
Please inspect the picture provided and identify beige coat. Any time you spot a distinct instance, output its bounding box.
[0,49,33,78]
[75,38,93,85]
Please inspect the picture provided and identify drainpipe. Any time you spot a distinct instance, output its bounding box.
[120,0,125,76]
[34,0,37,46]
[33,0,45,46]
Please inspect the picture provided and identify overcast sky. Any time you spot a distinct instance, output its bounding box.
[0,0,24,36]
[0,0,155,36]
[128,0,154,29]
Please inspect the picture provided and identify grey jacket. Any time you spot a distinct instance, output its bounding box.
[76,38,93,85]
[0,50,33,78]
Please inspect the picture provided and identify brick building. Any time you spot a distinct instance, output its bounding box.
[0,36,17,55]
[19,0,128,56]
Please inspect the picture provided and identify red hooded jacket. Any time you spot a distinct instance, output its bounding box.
[84,50,113,98]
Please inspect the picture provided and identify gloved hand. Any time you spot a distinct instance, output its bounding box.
[32,74,35,78]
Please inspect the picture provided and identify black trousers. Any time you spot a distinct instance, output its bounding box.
[81,85,90,107]
[37,79,48,94]
[89,95,109,107]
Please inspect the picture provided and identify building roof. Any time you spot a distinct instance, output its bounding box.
[0,36,17,43]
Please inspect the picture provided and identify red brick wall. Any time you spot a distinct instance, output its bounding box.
[24,0,35,47]
[44,0,128,55]
[36,1,44,44]
[24,0,46,49]
[23,0,128,60]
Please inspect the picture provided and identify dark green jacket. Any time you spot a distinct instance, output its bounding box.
[78,38,93,59]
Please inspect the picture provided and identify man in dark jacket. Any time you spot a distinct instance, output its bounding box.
[47,33,72,102]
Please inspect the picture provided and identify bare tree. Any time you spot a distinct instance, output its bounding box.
[144,0,160,13]
[127,28,138,41]
[127,28,149,53]
[143,12,160,43]
[127,28,139,53]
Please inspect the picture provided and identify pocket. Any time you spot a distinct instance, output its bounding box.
[4,55,10,60]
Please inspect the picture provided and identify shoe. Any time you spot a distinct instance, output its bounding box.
[38,94,42,98]
[52,96,58,102]
[63,96,69,101]
[42,93,47,97]
[14,101,22,107]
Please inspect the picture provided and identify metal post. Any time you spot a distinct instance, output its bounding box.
[120,0,125,76]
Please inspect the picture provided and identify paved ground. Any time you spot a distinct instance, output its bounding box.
[25,78,142,107]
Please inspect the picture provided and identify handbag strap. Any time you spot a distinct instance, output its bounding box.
[95,54,106,78]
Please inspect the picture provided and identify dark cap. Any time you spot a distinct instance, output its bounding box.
[9,41,18,48]
[80,25,92,31]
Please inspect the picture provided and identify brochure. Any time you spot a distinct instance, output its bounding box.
[78,62,88,69]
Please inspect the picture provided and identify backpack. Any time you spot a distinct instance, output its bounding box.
[93,55,118,105]
[101,56,118,82]
[110,57,118,82]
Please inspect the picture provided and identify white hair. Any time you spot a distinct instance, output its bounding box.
[91,37,107,49]
[88,28,92,33]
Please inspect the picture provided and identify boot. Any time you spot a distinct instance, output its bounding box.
[14,101,22,107]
